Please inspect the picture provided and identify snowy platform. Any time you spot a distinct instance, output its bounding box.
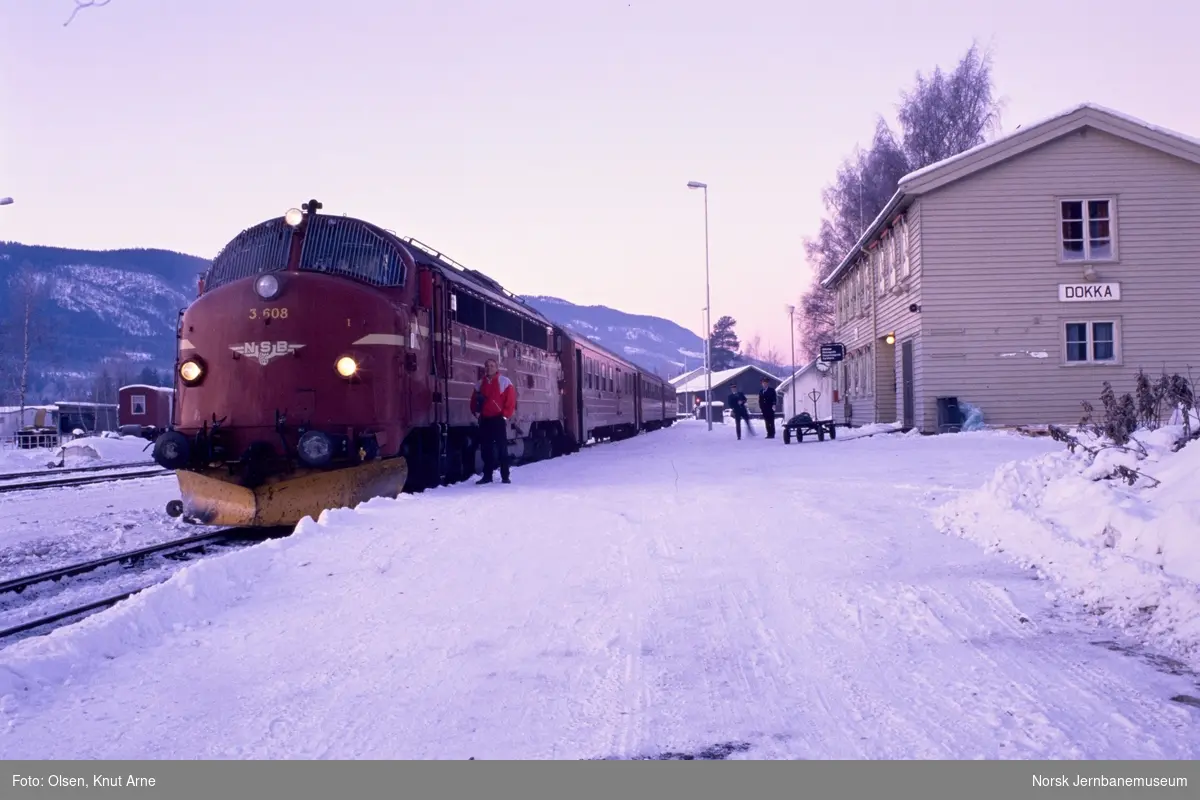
[1,420,1198,760]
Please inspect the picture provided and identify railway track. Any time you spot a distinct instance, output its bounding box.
[0,460,158,483]
[0,527,286,644]
[0,467,171,495]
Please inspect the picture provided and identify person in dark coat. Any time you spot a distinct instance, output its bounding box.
[726,385,755,439]
[758,377,777,439]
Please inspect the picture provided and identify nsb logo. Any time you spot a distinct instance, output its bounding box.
[229,341,305,366]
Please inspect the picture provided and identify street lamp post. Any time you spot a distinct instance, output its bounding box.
[786,304,797,418]
[687,180,712,431]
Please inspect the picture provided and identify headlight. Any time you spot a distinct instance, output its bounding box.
[335,356,358,378]
[255,274,281,300]
[284,207,303,227]
[297,430,333,467]
[179,358,204,384]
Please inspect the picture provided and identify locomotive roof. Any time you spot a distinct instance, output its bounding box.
[203,212,418,292]
[398,237,555,328]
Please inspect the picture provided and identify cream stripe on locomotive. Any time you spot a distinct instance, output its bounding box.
[351,333,408,346]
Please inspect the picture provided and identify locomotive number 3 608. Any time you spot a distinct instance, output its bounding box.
[249,308,289,320]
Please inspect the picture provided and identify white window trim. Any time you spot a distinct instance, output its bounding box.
[885,234,897,288]
[876,244,887,294]
[859,260,867,315]
[1057,195,1118,264]
[131,394,147,416]
[900,219,911,277]
[1061,317,1122,366]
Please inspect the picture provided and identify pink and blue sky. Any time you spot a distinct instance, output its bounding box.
[1,0,1195,358]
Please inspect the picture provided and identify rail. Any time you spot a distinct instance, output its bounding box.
[0,460,158,483]
[0,467,170,495]
[0,527,288,643]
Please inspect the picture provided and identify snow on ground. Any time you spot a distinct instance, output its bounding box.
[54,434,156,469]
[934,420,1200,666]
[0,435,154,475]
[2,420,1199,760]
[0,474,218,581]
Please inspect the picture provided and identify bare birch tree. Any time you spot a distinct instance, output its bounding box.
[796,42,1004,360]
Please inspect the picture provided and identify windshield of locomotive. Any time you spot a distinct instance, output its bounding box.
[204,216,407,291]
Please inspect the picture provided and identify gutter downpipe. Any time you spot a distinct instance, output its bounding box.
[866,245,879,426]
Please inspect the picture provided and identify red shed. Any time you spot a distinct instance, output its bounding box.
[118,384,174,438]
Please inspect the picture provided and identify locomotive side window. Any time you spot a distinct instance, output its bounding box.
[485,304,522,341]
[521,319,549,350]
[455,292,486,329]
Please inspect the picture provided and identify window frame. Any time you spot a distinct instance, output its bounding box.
[130,394,147,416]
[1060,317,1122,366]
[1056,196,1118,264]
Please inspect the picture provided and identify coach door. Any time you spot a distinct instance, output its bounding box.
[574,348,585,444]
[635,374,643,428]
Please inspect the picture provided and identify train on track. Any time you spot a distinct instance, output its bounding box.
[152,199,678,528]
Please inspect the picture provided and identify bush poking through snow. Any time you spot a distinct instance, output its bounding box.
[1046,426,1161,488]
[936,375,1200,665]
[1078,370,1198,447]
[935,424,1200,666]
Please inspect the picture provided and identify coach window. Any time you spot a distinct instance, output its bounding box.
[131,395,146,416]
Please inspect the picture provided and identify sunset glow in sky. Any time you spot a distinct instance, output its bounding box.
[2,0,1196,358]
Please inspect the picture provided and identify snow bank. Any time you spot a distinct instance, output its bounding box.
[0,448,60,473]
[933,423,1200,665]
[1,434,154,474]
[0,511,337,701]
[839,421,903,440]
[54,434,154,468]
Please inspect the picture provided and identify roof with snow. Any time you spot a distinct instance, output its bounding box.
[668,367,705,386]
[119,384,174,393]
[671,364,780,394]
[776,359,827,394]
[821,103,1200,289]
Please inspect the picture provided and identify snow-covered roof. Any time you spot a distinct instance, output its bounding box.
[900,102,1200,187]
[119,384,174,393]
[821,102,1200,289]
[672,364,780,394]
[776,359,824,394]
[668,367,704,386]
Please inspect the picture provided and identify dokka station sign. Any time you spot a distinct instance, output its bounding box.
[1058,282,1121,302]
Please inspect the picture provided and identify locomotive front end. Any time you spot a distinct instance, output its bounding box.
[153,203,416,527]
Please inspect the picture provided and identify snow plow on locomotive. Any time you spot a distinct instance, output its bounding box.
[152,199,675,529]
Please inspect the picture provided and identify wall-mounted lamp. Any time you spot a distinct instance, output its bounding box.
[908,303,921,313]
[885,332,896,345]
[1083,265,1098,282]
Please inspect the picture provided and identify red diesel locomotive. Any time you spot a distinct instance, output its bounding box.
[153,200,676,527]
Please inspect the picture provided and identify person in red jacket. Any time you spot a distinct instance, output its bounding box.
[470,357,517,484]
